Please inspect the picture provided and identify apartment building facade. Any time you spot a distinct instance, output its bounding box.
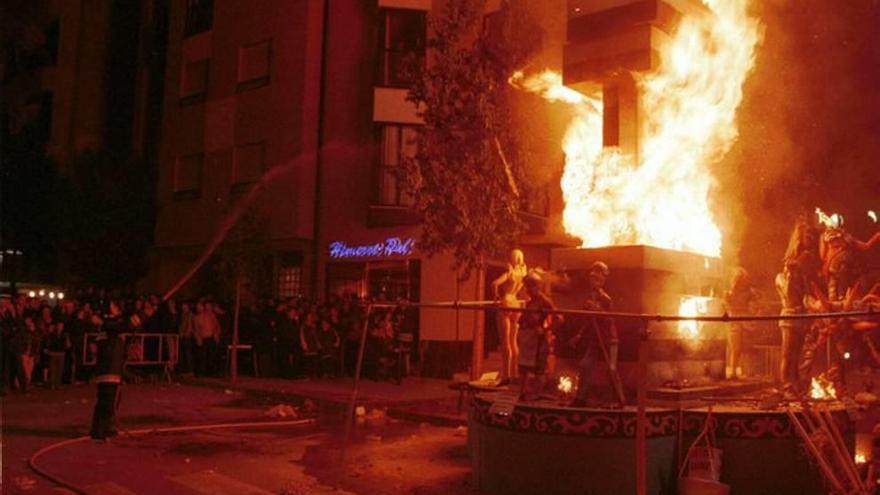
[2,0,168,161]
[151,0,568,375]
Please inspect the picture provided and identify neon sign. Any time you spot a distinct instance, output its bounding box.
[329,237,415,259]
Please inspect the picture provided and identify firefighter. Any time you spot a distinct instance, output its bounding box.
[89,300,127,440]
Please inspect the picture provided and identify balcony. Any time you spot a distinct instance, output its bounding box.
[368,204,421,228]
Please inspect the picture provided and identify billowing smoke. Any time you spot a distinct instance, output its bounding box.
[719,0,880,285]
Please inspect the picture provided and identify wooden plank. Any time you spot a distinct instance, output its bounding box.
[568,0,681,43]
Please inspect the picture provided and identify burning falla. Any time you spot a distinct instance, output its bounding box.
[511,0,762,258]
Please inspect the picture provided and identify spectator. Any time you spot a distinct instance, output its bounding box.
[14,316,40,392]
[43,322,69,389]
[299,310,320,378]
[193,301,219,376]
[278,305,301,377]
[317,316,340,377]
[177,302,195,374]
[1,298,18,394]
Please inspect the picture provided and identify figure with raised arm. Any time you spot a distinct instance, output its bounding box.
[817,212,880,302]
[492,248,527,386]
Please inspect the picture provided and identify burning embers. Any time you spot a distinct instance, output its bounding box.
[810,375,838,400]
[557,375,576,396]
[512,0,762,257]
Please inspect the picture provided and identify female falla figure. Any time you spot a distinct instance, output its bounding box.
[775,217,819,395]
[492,248,527,385]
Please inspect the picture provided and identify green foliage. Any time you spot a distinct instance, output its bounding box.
[60,149,156,288]
[405,0,542,278]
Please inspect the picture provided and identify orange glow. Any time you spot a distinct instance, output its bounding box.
[557,375,575,394]
[810,376,837,400]
[816,207,843,229]
[678,295,713,339]
[511,1,762,257]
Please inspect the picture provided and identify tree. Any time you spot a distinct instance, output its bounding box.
[404,0,542,279]
[208,210,272,383]
[60,149,155,288]
[405,0,542,378]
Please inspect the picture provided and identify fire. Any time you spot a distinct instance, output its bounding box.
[557,375,575,394]
[868,210,877,223]
[810,376,837,400]
[678,295,713,339]
[816,207,843,229]
[855,453,867,464]
[511,1,762,257]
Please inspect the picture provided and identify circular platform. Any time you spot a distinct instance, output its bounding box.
[468,392,852,495]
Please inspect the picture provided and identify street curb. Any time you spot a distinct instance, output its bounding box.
[179,377,468,427]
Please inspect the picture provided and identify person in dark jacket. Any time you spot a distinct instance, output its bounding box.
[90,301,127,440]
[317,316,340,377]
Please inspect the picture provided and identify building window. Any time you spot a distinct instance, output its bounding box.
[277,251,304,299]
[232,141,265,186]
[237,39,271,91]
[174,153,203,199]
[376,9,426,88]
[184,0,213,38]
[376,124,417,207]
[180,58,209,105]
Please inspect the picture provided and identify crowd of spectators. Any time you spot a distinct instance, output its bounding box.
[0,288,417,394]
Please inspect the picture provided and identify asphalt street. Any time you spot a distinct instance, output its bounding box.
[2,382,474,495]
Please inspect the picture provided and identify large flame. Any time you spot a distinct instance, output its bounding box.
[678,295,713,339]
[810,376,837,400]
[511,1,762,256]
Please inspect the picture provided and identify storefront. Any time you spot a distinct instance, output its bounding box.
[322,235,483,377]
[325,236,420,302]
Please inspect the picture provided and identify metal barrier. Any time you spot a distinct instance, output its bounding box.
[83,333,179,382]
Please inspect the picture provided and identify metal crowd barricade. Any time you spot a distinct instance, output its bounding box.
[83,332,179,382]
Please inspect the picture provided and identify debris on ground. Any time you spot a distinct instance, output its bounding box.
[265,404,299,418]
[223,389,234,395]
[366,434,383,442]
[454,426,467,437]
